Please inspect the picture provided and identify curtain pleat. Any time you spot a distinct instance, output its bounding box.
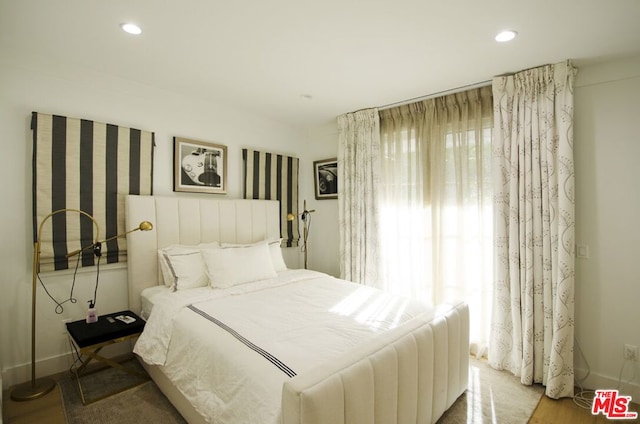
[489,61,576,399]
[378,87,494,355]
[337,109,381,284]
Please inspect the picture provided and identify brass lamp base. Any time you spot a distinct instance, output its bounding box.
[10,377,56,401]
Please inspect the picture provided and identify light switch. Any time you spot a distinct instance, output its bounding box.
[576,244,589,259]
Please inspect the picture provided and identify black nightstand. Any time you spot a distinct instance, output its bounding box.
[66,310,148,404]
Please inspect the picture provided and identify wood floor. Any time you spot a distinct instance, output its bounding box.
[531,394,639,424]
[3,385,65,424]
[4,382,637,424]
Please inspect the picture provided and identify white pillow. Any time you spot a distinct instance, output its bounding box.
[158,245,193,287]
[158,243,218,290]
[202,241,277,289]
[267,239,287,271]
[221,239,287,271]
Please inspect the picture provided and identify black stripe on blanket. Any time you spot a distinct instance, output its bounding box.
[187,305,297,378]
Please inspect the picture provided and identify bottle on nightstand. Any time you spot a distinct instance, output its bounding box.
[86,301,98,323]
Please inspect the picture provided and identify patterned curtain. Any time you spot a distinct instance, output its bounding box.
[32,112,155,271]
[242,148,299,247]
[489,61,577,398]
[337,109,381,284]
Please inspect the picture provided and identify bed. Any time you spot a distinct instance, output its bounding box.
[125,194,469,424]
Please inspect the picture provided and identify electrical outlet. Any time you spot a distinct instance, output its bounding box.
[624,344,639,361]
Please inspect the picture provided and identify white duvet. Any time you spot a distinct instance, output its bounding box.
[134,269,437,424]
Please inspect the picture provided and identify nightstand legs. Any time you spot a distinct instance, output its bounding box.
[68,337,149,405]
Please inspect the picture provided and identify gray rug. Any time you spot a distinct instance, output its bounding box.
[58,359,185,424]
[59,357,543,423]
[438,357,544,423]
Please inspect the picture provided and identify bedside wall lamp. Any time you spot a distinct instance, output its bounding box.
[10,209,152,401]
[287,200,315,269]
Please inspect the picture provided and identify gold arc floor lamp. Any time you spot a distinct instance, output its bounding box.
[10,209,152,402]
[287,200,315,269]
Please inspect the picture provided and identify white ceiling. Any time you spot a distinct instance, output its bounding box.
[2,0,640,127]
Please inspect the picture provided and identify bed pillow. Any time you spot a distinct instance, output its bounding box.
[158,246,186,287]
[202,241,277,289]
[267,239,287,271]
[221,239,287,271]
[158,243,216,290]
[158,244,190,287]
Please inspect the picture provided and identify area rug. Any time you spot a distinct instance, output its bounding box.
[58,359,185,424]
[438,357,545,423]
[59,357,543,423]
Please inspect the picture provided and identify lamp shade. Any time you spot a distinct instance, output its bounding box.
[138,221,153,231]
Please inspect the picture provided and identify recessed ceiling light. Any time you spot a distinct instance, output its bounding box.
[120,23,142,35]
[495,30,517,42]
[300,94,313,100]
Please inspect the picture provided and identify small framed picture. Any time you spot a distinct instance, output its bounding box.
[313,158,338,199]
[174,137,227,194]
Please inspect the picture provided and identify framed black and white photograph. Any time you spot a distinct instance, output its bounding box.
[174,137,227,194]
[313,158,338,199]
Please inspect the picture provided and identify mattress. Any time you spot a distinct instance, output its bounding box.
[134,269,454,424]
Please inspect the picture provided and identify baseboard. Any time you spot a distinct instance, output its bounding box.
[2,342,132,390]
[575,366,640,402]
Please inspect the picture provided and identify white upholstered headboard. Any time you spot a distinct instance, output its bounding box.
[125,195,281,314]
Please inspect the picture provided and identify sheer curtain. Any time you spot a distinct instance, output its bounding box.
[337,109,382,284]
[378,87,493,354]
[489,61,576,399]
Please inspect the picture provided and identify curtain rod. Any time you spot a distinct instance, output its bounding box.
[377,79,492,111]
[353,61,569,114]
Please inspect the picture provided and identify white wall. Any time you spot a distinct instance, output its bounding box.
[574,55,640,399]
[0,55,336,388]
[299,123,340,277]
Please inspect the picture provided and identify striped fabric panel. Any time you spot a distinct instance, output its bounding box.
[32,112,155,271]
[242,149,299,247]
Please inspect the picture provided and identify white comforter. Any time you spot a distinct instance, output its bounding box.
[134,269,436,424]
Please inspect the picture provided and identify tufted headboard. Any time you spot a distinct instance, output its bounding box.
[125,195,281,314]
